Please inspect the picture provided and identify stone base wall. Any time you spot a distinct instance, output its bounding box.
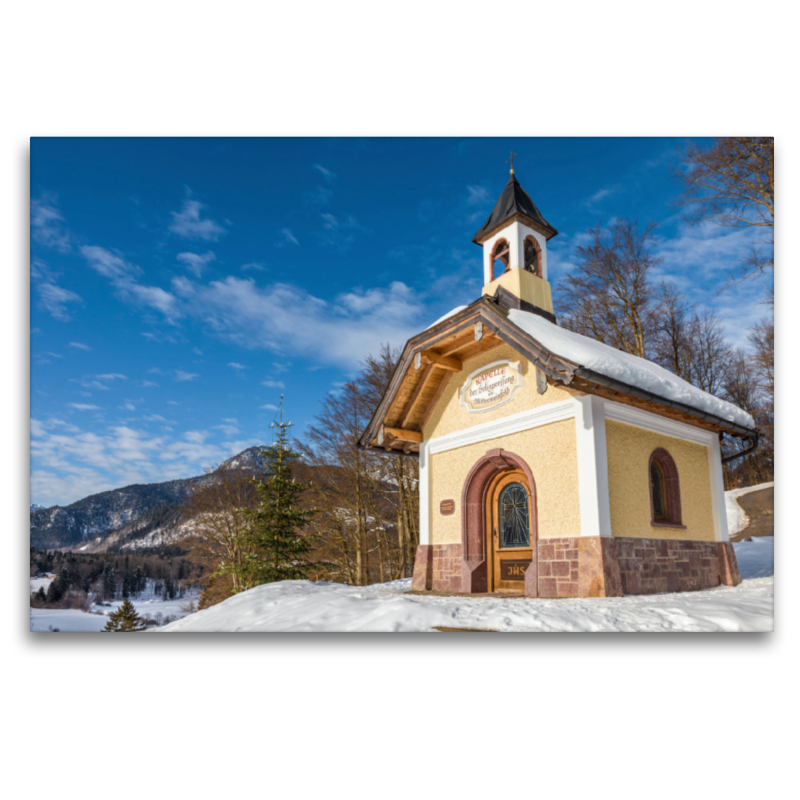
[411,536,740,598]
[431,544,463,592]
[411,543,463,592]
[538,538,580,598]
[615,537,740,594]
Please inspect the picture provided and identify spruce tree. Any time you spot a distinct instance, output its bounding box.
[236,398,319,588]
[102,598,147,632]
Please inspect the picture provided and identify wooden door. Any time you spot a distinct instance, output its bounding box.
[488,471,533,593]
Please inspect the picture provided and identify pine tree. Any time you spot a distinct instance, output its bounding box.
[102,598,147,632]
[235,398,320,588]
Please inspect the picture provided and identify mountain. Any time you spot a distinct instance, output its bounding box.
[30,446,271,552]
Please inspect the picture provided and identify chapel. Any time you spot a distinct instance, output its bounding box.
[359,168,757,597]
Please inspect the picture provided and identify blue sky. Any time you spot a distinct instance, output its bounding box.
[30,137,772,507]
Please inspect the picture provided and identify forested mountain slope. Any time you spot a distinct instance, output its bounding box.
[30,446,270,551]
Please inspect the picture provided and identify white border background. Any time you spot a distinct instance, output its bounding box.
[4,2,795,798]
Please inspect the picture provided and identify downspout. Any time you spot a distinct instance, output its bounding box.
[720,430,760,464]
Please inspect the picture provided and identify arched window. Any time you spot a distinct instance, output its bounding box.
[490,238,510,280]
[499,482,530,548]
[649,448,683,527]
[523,236,540,276]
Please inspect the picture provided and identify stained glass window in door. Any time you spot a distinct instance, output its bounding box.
[499,482,530,548]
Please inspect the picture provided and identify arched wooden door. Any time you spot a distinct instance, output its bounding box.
[486,470,533,593]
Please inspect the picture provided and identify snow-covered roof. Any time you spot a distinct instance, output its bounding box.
[506,308,755,430]
[426,306,467,329]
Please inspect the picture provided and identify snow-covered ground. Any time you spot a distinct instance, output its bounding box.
[29,575,54,594]
[155,537,773,633]
[29,580,200,633]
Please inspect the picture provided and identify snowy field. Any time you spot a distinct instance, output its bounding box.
[156,537,773,633]
[31,484,774,633]
[30,581,199,633]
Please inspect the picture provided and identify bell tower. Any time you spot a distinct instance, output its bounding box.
[472,161,558,317]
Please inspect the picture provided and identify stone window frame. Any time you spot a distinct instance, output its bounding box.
[648,447,685,528]
[523,235,541,276]
[489,238,510,280]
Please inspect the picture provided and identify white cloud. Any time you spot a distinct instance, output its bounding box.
[319,213,364,249]
[228,362,247,370]
[80,245,179,320]
[177,251,216,277]
[31,195,70,252]
[142,380,158,388]
[213,423,240,436]
[169,199,225,241]
[262,379,285,388]
[241,262,266,271]
[313,164,336,181]
[31,416,263,506]
[32,260,82,321]
[175,370,199,382]
[581,187,617,209]
[466,185,489,205]
[95,373,126,381]
[278,228,299,247]
[261,404,279,411]
[69,342,91,351]
[69,403,100,411]
[122,403,136,411]
[169,275,425,370]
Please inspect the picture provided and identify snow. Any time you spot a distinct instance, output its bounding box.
[507,309,755,430]
[30,579,200,633]
[427,305,467,329]
[155,536,773,634]
[30,576,54,593]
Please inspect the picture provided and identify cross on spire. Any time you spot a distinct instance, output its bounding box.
[506,150,518,175]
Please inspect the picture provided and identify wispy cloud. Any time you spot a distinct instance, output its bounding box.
[175,370,199,382]
[320,213,364,250]
[261,404,279,411]
[170,274,427,370]
[313,164,336,182]
[31,259,82,322]
[241,262,266,271]
[69,403,100,411]
[277,228,299,247]
[69,342,91,351]
[228,362,247,370]
[177,251,216,277]
[581,187,617,211]
[31,194,70,252]
[169,198,226,241]
[466,186,489,205]
[262,379,285,388]
[80,245,179,320]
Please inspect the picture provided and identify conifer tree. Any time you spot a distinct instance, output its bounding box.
[236,398,320,588]
[102,598,147,632]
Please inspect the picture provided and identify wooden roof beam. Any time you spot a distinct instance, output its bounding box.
[384,427,423,443]
[401,364,436,428]
[421,349,462,372]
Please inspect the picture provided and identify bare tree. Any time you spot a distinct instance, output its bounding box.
[359,345,420,578]
[558,219,660,358]
[179,465,261,603]
[673,137,774,283]
[300,381,376,586]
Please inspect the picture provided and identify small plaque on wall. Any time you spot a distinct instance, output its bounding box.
[439,499,455,516]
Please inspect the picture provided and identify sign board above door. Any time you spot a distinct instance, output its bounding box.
[459,360,523,413]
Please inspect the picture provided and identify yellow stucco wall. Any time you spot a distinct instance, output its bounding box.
[428,420,581,544]
[423,342,581,441]
[605,420,715,541]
